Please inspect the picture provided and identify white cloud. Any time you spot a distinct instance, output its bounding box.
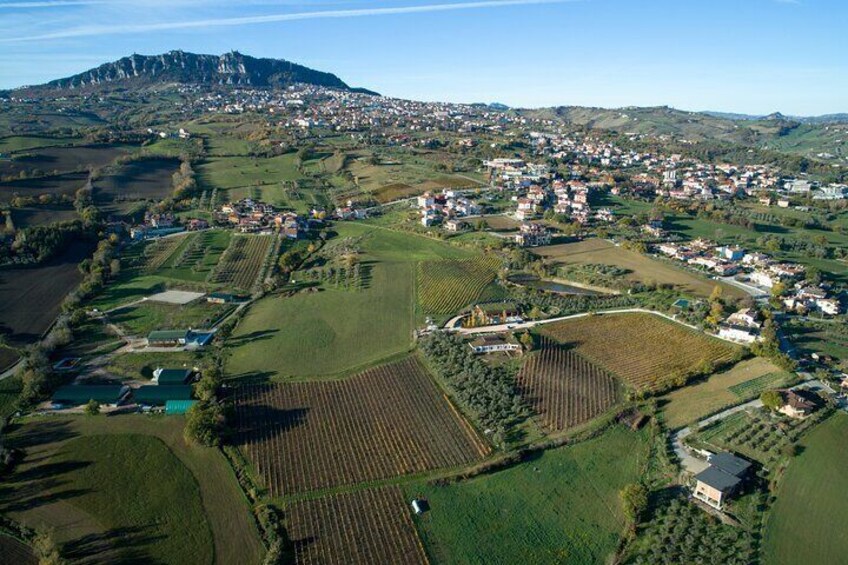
[1,0,578,42]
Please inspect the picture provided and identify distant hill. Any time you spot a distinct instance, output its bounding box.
[518,105,847,162]
[19,50,377,95]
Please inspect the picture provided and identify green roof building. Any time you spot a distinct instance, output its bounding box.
[153,367,193,385]
[165,400,198,415]
[147,330,190,346]
[133,385,193,406]
[52,385,129,406]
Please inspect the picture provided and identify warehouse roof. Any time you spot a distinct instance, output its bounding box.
[53,385,128,405]
[148,330,189,342]
[133,385,193,405]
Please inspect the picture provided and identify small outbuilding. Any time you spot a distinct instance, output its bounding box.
[165,400,198,415]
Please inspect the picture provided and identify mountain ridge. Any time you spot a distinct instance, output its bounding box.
[18,50,378,95]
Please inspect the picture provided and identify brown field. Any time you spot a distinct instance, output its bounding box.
[0,241,92,344]
[542,313,742,391]
[661,357,789,429]
[0,534,36,565]
[517,338,622,432]
[288,486,427,565]
[210,234,274,290]
[0,172,89,204]
[94,158,179,212]
[233,356,489,496]
[0,145,130,179]
[9,205,78,227]
[534,238,746,299]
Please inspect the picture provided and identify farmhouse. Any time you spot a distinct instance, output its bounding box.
[52,385,130,407]
[468,303,523,326]
[468,335,522,354]
[152,367,194,385]
[778,389,820,420]
[692,451,752,510]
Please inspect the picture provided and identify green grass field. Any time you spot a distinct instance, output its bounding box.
[0,375,22,418]
[407,425,649,564]
[197,154,302,189]
[0,415,263,564]
[763,414,848,565]
[227,223,472,380]
[660,358,790,429]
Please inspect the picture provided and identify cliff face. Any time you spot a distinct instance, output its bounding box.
[44,51,357,91]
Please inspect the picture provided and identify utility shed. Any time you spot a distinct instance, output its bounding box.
[133,385,193,406]
[165,400,198,415]
[52,385,129,406]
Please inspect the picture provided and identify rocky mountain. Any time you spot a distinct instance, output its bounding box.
[30,50,377,94]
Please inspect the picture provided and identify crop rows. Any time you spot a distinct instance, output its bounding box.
[232,356,489,496]
[517,338,621,431]
[418,256,501,315]
[542,313,740,391]
[141,236,183,272]
[287,486,427,565]
[210,234,273,290]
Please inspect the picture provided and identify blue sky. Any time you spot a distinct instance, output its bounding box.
[0,0,845,115]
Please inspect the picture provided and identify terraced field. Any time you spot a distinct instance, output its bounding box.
[542,313,742,391]
[417,256,502,316]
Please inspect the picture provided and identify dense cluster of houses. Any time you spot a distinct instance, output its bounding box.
[417,190,480,228]
[655,239,841,320]
[217,198,304,238]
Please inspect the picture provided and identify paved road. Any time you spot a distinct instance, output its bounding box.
[445,307,704,336]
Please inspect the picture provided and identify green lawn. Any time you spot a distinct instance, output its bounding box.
[764,414,848,565]
[0,416,263,565]
[407,425,649,565]
[226,223,472,380]
[103,350,200,380]
[0,376,22,418]
[197,154,302,190]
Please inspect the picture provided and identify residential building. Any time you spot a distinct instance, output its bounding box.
[692,452,752,510]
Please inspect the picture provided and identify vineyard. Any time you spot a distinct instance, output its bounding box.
[517,338,621,432]
[141,235,183,273]
[210,234,275,290]
[287,486,427,565]
[542,313,741,391]
[232,357,489,496]
[418,256,502,315]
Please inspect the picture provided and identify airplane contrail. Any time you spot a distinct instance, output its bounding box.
[2,0,579,42]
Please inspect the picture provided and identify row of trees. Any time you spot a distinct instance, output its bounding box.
[419,332,527,444]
